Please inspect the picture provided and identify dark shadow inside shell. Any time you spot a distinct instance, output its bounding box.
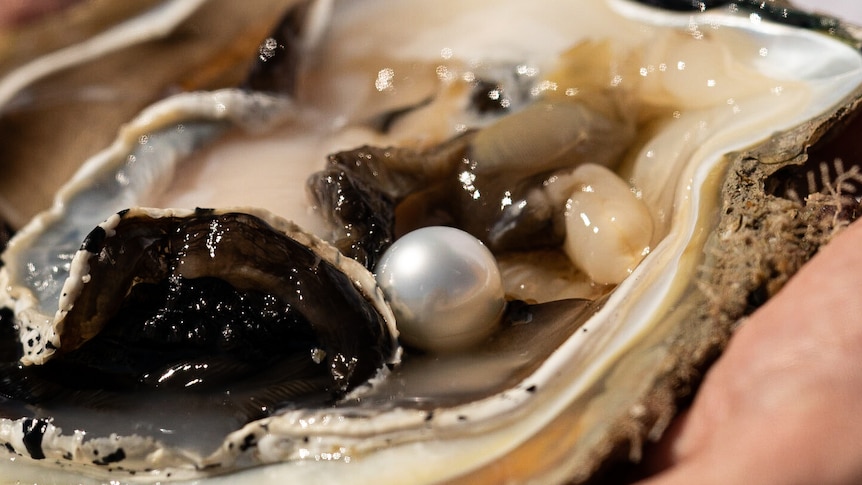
[0,209,395,451]
[765,105,862,213]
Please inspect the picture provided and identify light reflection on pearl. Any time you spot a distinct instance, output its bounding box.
[374,226,505,353]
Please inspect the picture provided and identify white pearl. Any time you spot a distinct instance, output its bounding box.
[374,226,505,353]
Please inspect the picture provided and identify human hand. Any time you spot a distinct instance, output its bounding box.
[638,218,862,484]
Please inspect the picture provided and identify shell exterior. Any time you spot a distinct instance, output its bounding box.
[1,0,862,483]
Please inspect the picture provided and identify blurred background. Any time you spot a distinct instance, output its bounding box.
[796,0,862,24]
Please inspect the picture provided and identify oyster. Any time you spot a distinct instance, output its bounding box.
[1,0,862,483]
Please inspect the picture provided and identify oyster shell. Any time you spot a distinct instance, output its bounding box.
[1,0,862,483]
[0,0,303,228]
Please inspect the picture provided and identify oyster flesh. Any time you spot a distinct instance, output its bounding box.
[1,0,862,483]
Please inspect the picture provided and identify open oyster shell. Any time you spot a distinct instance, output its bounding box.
[2,0,862,483]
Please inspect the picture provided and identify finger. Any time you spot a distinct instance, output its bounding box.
[638,218,862,484]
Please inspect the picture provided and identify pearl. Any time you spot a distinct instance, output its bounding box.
[374,226,505,353]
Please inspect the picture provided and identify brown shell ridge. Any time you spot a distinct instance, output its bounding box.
[574,88,862,484]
